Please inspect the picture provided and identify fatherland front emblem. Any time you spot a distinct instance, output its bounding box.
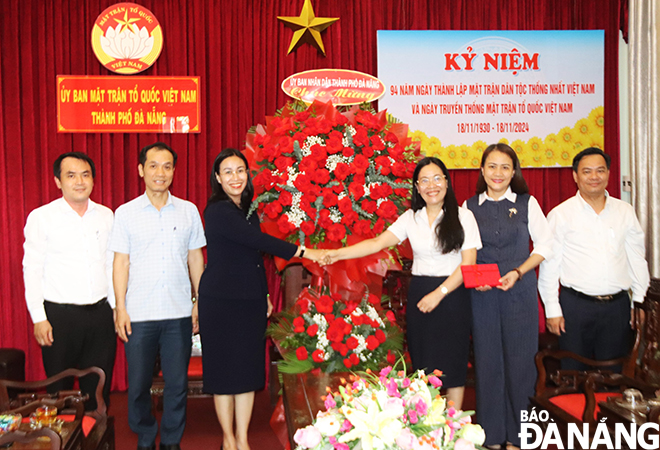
[91,2,163,74]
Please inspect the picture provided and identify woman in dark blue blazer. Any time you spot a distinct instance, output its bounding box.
[198,148,322,450]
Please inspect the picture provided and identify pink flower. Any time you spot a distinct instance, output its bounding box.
[415,399,428,416]
[324,395,336,410]
[340,419,353,432]
[408,409,418,424]
[379,366,393,378]
[427,375,443,388]
[293,425,322,448]
[386,379,401,397]
[395,428,415,449]
[402,378,411,388]
[333,443,350,450]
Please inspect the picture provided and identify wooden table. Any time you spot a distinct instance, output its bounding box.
[0,420,82,450]
[281,372,348,448]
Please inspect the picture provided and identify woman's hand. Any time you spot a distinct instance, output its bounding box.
[267,296,274,318]
[497,270,520,291]
[320,249,342,266]
[475,285,492,292]
[417,291,444,313]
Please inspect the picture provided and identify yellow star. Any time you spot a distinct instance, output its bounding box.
[278,0,339,55]
[114,10,140,34]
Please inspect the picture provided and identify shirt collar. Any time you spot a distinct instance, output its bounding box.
[56,197,95,215]
[576,190,610,211]
[477,187,516,205]
[414,206,444,226]
[139,191,173,210]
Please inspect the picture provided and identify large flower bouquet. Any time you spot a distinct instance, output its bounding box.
[245,100,420,293]
[293,365,486,450]
[267,284,403,374]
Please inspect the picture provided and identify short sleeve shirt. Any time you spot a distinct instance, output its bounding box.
[109,193,206,322]
[387,206,482,277]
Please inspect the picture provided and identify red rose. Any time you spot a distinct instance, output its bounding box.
[316,295,334,314]
[349,353,360,366]
[392,161,408,178]
[271,116,293,136]
[361,145,374,158]
[353,173,366,185]
[314,168,331,185]
[353,219,372,237]
[274,156,295,172]
[297,299,310,314]
[322,191,338,208]
[387,350,397,365]
[299,156,318,173]
[312,349,325,363]
[367,293,380,305]
[326,223,346,242]
[337,197,353,214]
[366,335,380,351]
[346,336,359,350]
[353,155,370,174]
[296,346,309,361]
[262,144,279,162]
[334,113,348,126]
[342,146,354,157]
[361,199,377,214]
[294,111,310,122]
[370,135,386,151]
[277,215,296,234]
[326,134,343,155]
[293,316,305,333]
[385,310,396,324]
[373,218,385,234]
[334,163,352,181]
[351,314,363,326]
[389,144,404,160]
[375,156,392,176]
[376,200,398,220]
[375,329,387,343]
[279,190,293,206]
[263,201,283,219]
[353,126,369,147]
[343,358,353,369]
[277,135,293,153]
[294,174,313,193]
[306,324,319,337]
[301,221,316,236]
[340,211,358,227]
[318,209,333,228]
[385,131,399,144]
[338,343,349,356]
[332,183,344,194]
[348,181,365,199]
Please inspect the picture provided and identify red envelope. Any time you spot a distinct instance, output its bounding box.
[461,264,502,288]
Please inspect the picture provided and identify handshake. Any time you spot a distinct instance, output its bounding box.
[301,248,342,266]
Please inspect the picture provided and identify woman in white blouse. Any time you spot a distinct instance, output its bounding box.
[464,143,554,450]
[324,157,481,408]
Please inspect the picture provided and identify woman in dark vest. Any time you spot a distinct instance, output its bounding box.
[464,143,553,450]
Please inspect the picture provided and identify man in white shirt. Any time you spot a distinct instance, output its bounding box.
[23,152,115,410]
[111,142,205,450]
[538,147,650,370]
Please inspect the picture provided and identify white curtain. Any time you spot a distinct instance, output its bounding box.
[630,0,660,278]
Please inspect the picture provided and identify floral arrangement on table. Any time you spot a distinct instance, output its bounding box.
[293,364,486,450]
[245,100,420,293]
[267,284,403,374]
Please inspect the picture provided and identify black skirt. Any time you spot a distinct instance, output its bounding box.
[406,275,472,388]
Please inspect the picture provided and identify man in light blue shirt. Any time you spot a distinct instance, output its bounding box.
[111,142,206,450]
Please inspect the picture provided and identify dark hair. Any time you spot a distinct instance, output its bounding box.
[475,143,529,195]
[207,148,254,214]
[572,147,611,172]
[139,142,178,167]
[53,152,96,179]
[411,157,464,254]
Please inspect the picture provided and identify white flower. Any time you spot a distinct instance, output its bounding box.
[100,24,154,60]
[457,424,486,446]
[313,411,341,436]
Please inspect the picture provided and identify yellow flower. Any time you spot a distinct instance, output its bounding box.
[338,402,403,450]
[588,106,605,130]
[558,126,573,146]
[575,118,591,136]
[424,397,448,426]
[472,140,488,156]
[408,129,428,142]
[498,137,510,145]
[528,136,543,153]
[510,139,525,157]
[545,133,559,146]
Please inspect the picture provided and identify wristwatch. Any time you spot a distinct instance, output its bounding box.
[440,285,449,295]
[299,244,306,258]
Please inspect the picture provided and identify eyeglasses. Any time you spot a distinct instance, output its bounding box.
[417,175,445,187]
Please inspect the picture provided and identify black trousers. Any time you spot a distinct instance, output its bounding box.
[558,287,633,372]
[42,299,116,410]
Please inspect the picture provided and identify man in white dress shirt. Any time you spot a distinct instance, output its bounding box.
[23,152,115,409]
[538,147,650,370]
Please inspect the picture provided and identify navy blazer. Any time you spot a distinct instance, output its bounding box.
[199,200,297,300]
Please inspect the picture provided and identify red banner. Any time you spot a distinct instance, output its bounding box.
[57,76,201,133]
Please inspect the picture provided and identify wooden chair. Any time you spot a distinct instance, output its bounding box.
[529,304,649,448]
[0,426,62,449]
[150,353,209,412]
[0,366,114,450]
